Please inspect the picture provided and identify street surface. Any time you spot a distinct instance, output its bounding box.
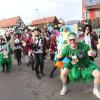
[0,50,100,100]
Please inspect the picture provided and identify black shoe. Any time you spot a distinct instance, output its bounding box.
[6,70,10,73]
[2,69,5,72]
[32,68,35,71]
[31,65,35,71]
[49,74,54,78]
[41,72,45,77]
[36,74,41,79]
[18,62,20,65]
[20,61,22,64]
[27,63,30,66]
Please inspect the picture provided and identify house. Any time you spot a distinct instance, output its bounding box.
[31,16,60,32]
[0,16,25,35]
[85,0,100,20]
[82,0,100,20]
[82,0,100,36]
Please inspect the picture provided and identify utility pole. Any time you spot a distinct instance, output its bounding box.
[35,9,39,19]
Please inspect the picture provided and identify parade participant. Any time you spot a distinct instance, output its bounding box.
[58,25,71,54]
[42,35,49,60]
[27,34,34,70]
[49,25,71,78]
[22,27,31,66]
[4,29,14,51]
[14,34,22,65]
[2,30,13,72]
[32,27,45,79]
[0,37,3,70]
[49,26,59,78]
[79,24,98,61]
[57,32,100,99]
[0,38,12,73]
[84,25,98,61]
[49,31,57,61]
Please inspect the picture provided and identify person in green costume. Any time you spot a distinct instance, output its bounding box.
[0,38,12,73]
[57,32,100,99]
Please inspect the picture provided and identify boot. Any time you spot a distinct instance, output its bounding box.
[2,63,5,72]
[6,63,10,73]
[49,67,57,78]
[41,72,45,77]
[36,74,41,80]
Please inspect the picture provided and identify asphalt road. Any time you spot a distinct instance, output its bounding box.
[0,50,100,100]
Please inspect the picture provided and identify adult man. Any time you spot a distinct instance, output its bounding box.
[58,32,100,99]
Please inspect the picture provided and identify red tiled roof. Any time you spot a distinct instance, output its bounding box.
[0,16,20,28]
[31,16,56,25]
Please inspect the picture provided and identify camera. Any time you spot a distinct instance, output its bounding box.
[77,50,85,59]
[33,44,40,51]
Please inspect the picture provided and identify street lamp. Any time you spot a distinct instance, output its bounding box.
[35,9,39,19]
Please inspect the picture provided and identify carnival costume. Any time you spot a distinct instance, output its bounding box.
[57,32,100,99]
[33,28,45,79]
[55,25,71,68]
[0,38,12,72]
[78,25,98,61]
[58,25,71,54]
[49,25,71,78]
[61,33,100,83]
[14,36,22,65]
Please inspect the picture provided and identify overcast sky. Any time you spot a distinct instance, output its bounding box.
[0,0,82,24]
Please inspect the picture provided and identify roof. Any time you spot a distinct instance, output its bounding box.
[31,16,59,25]
[0,16,20,28]
[66,20,80,25]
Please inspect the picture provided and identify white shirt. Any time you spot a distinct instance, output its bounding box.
[85,34,91,48]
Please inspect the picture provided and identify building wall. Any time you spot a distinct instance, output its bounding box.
[82,0,100,20]
[95,9,100,17]
[87,9,100,20]
[85,0,100,6]
[0,18,25,35]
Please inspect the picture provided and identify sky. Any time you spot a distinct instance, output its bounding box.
[0,0,82,24]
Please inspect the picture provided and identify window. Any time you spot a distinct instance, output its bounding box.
[95,10,100,17]
[86,10,90,19]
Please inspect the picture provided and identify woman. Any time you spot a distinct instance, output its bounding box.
[0,38,12,73]
[79,24,98,61]
[14,34,22,65]
[32,27,45,79]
